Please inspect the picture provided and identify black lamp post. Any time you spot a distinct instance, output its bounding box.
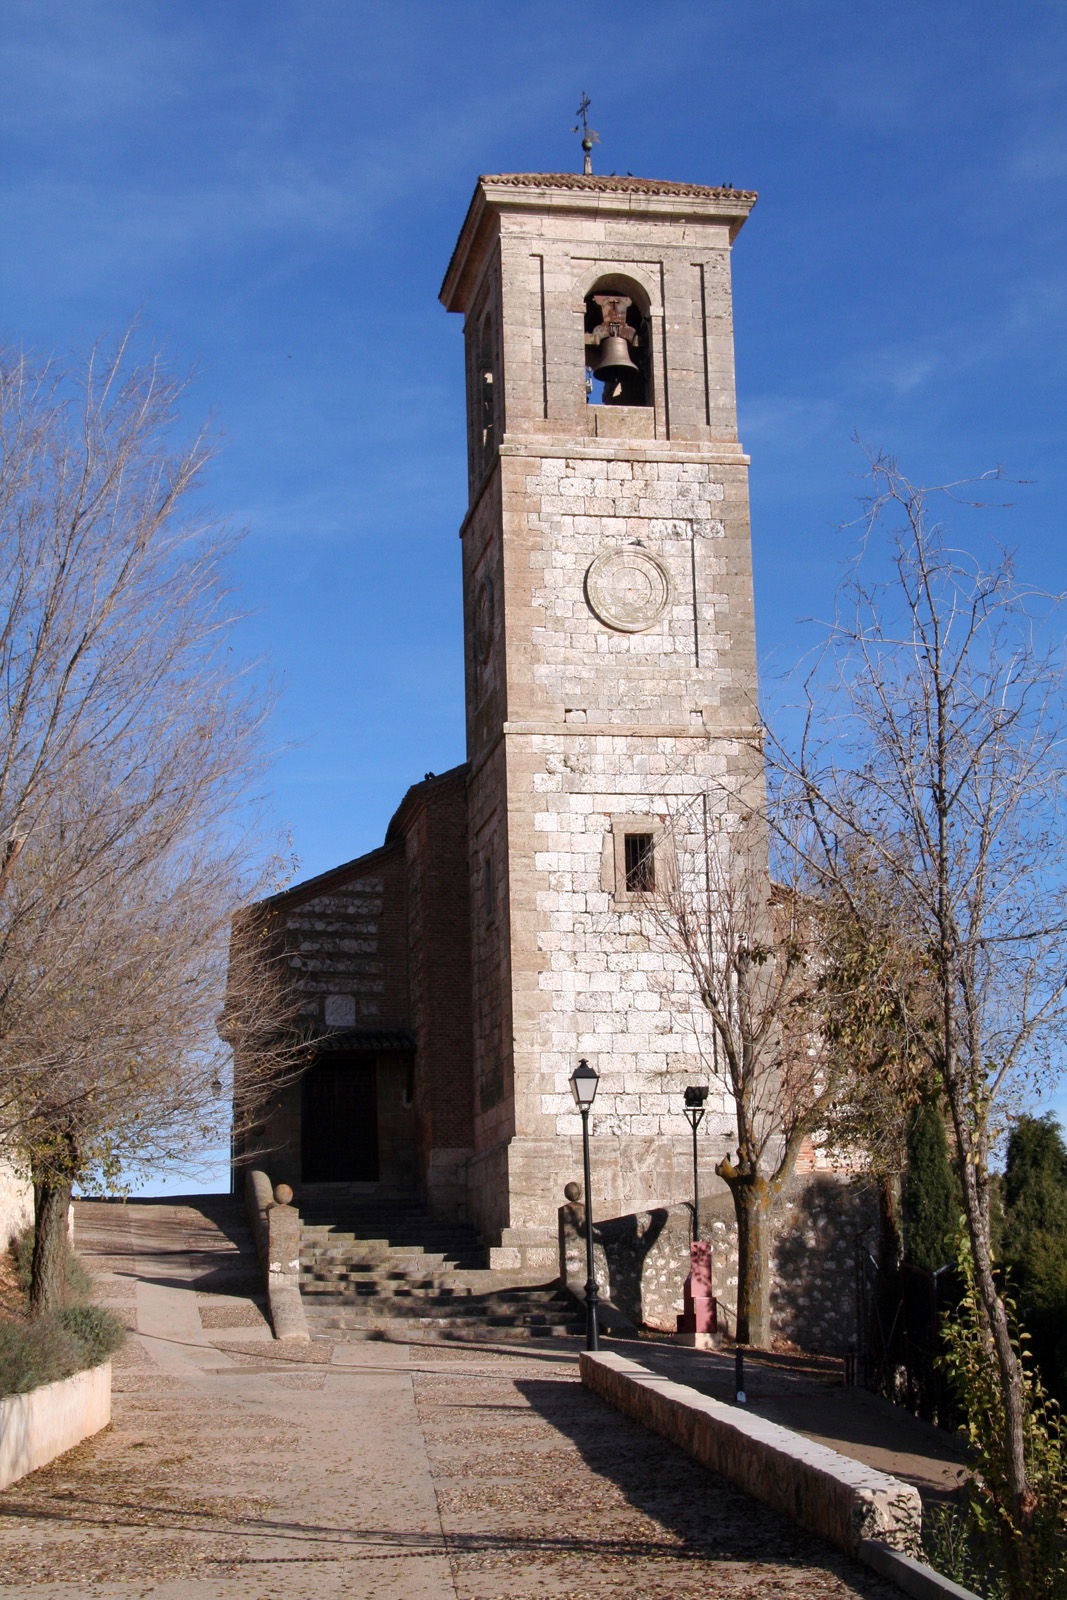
[570,1057,600,1352]
[683,1085,709,1242]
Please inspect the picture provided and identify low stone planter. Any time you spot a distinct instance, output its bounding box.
[581,1350,921,1554]
[582,1352,984,1600]
[0,1360,111,1490]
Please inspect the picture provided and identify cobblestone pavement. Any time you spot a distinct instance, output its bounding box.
[0,1200,902,1599]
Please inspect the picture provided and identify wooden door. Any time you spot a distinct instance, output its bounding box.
[300,1052,379,1182]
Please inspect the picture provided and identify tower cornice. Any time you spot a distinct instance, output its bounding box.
[440,172,757,314]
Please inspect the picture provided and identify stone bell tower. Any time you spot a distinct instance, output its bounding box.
[440,171,763,1268]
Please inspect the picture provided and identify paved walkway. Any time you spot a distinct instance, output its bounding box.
[0,1198,915,1599]
[631,1342,968,1505]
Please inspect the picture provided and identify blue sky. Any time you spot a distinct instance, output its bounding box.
[3,1,1066,1182]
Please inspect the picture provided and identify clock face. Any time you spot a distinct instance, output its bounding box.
[584,547,672,633]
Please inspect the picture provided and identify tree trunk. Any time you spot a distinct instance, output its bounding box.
[30,1173,72,1315]
[877,1172,903,1279]
[959,1158,1035,1565]
[730,1175,773,1346]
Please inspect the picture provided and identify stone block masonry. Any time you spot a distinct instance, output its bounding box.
[234,768,474,1208]
[521,455,752,722]
[582,1349,984,1600]
[244,1169,310,1343]
[237,171,789,1267]
[444,173,769,1257]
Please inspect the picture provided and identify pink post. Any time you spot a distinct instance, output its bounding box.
[676,1240,717,1347]
[690,1240,715,1333]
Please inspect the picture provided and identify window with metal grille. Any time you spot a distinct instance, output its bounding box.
[624,832,655,893]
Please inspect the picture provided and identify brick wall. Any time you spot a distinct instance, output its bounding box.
[392,768,475,1216]
[238,774,477,1204]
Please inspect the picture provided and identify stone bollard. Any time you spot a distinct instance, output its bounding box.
[558,1181,586,1288]
[267,1184,301,1278]
[676,1239,718,1348]
[264,1182,309,1343]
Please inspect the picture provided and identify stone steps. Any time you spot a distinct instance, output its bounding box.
[305,1283,583,1343]
[296,1193,581,1344]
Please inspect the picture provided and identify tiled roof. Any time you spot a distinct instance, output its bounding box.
[313,1027,416,1053]
[480,172,757,201]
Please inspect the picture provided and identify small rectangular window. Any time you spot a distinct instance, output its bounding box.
[624,832,655,893]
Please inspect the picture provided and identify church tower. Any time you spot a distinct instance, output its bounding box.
[441,171,762,1267]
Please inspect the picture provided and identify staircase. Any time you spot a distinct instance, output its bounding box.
[297,1187,584,1344]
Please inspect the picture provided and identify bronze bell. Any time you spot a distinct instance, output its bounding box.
[591,334,640,379]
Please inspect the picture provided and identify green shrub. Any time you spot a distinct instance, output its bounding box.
[923,1500,1008,1600]
[0,1303,124,1397]
[1000,1116,1067,1403]
[903,1101,961,1272]
[0,1224,125,1397]
[0,1316,82,1395]
[940,1243,1067,1600]
[56,1303,124,1366]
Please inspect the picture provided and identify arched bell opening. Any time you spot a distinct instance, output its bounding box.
[584,277,651,407]
[472,309,498,464]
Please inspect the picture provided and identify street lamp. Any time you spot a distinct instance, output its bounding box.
[570,1057,600,1352]
[683,1085,709,1242]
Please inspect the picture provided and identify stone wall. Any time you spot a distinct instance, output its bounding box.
[280,850,410,1034]
[463,444,767,1250]
[237,846,410,1187]
[581,1351,923,1559]
[560,1171,879,1351]
[0,1160,32,1249]
[236,769,475,1205]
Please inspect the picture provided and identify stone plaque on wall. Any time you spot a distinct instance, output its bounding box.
[324,993,356,1028]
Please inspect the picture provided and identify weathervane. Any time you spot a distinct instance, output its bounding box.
[572,92,599,176]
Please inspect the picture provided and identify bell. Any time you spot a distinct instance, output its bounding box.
[590,334,640,379]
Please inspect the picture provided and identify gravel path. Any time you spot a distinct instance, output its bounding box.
[0,1199,902,1599]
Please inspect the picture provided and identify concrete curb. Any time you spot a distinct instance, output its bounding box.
[857,1540,983,1600]
[244,1170,311,1344]
[581,1349,922,1554]
[0,1360,111,1489]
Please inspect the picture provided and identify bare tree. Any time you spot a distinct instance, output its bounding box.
[776,458,1067,1555]
[0,336,302,1310]
[648,804,850,1346]
[804,840,938,1275]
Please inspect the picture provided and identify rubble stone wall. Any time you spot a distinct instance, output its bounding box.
[561,1171,879,1350]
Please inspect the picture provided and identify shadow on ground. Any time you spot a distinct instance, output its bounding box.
[514,1374,897,1594]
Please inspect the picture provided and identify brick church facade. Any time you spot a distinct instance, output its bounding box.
[238,169,768,1272]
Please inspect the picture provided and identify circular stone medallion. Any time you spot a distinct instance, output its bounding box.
[584,547,672,633]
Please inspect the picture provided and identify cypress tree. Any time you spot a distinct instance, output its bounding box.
[902,1102,960,1272]
[1001,1114,1067,1401]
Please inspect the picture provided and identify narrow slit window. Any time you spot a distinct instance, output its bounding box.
[624,832,655,893]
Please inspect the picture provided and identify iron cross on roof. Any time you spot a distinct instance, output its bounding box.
[572,92,600,175]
